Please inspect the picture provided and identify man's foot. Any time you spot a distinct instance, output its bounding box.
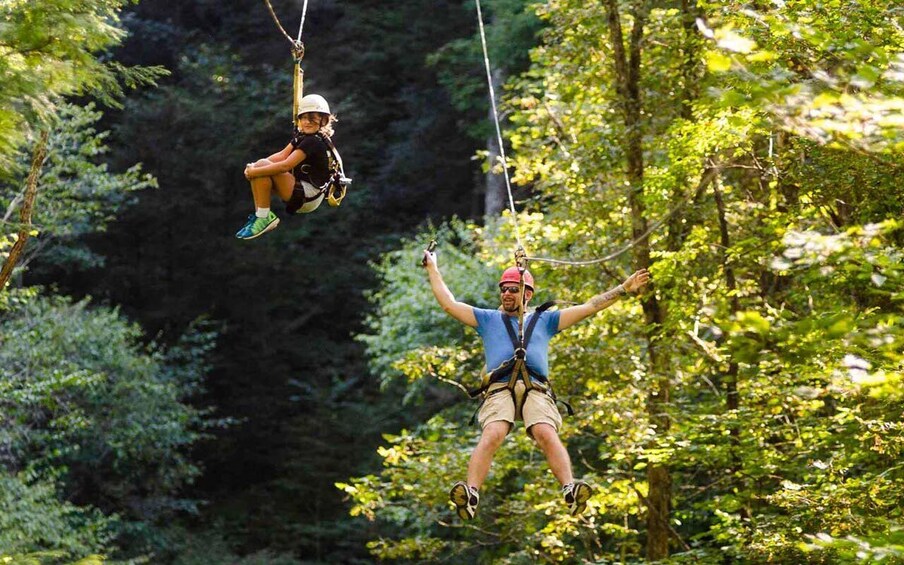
[237,211,280,240]
[450,481,479,520]
[563,481,593,516]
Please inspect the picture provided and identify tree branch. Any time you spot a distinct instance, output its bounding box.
[0,130,49,292]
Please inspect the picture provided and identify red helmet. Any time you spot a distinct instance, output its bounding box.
[499,266,534,291]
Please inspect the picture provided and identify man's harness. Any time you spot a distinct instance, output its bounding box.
[467,301,574,425]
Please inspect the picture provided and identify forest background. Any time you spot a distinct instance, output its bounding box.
[1,0,902,564]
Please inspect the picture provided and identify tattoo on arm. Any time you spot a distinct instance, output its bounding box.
[589,284,626,309]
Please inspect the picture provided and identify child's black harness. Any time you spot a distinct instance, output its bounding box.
[285,132,351,214]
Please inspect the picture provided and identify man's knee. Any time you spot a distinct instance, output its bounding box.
[529,423,559,447]
[480,421,510,448]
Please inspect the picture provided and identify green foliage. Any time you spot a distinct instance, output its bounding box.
[427,0,543,139]
[0,293,216,557]
[359,219,496,387]
[77,35,466,560]
[0,471,113,562]
[701,0,904,152]
[346,0,904,562]
[0,103,156,273]
[155,528,302,565]
[0,0,167,168]
[7,0,516,561]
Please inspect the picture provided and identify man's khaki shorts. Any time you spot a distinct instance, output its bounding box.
[477,380,562,434]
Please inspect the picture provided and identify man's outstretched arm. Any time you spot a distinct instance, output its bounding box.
[557,269,651,331]
[423,249,478,328]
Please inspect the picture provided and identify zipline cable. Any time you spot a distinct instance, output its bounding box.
[475,0,523,252]
[297,0,309,42]
[525,168,718,266]
[262,0,305,50]
[261,0,310,121]
[526,215,667,266]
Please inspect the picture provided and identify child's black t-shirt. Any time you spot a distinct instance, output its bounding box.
[290,132,330,187]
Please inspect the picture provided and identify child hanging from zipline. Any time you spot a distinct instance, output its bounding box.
[235,93,339,240]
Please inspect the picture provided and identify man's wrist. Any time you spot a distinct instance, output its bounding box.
[591,284,626,307]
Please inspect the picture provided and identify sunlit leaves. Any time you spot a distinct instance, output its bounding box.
[347,0,904,562]
[357,219,496,388]
[0,0,167,168]
[702,1,904,152]
[0,103,157,272]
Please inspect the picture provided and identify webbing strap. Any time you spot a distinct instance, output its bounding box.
[467,301,556,399]
[502,315,520,354]
[467,373,574,426]
[466,300,575,425]
[502,300,556,356]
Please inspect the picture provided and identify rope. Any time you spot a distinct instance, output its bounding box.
[297,0,309,42]
[475,0,523,251]
[261,0,310,120]
[262,0,299,49]
[261,0,307,61]
[516,250,527,347]
[473,0,711,271]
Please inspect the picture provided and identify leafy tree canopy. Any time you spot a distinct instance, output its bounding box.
[0,0,167,169]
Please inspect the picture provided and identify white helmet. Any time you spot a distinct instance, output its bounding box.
[297,94,330,117]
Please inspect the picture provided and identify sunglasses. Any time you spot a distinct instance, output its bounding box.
[298,114,324,124]
[499,286,521,294]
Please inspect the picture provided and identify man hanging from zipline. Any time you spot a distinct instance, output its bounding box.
[422,248,651,519]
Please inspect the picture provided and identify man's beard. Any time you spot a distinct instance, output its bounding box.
[502,301,520,313]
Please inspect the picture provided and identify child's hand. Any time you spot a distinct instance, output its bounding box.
[244,163,253,180]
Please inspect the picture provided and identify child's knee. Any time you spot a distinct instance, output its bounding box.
[254,158,272,167]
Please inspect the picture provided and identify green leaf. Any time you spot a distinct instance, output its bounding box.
[706,51,734,72]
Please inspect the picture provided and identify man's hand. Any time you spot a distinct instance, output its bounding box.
[623,268,651,294]
[423,246,477,327]
[423,250,437,268]
[421,241,438,268]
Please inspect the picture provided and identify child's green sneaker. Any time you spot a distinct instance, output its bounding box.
[237,211,279,240]
[235,213,256,238]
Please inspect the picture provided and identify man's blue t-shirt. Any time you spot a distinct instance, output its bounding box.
[473,307,561,380]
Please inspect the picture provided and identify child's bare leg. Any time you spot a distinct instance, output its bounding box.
[271,172,295,202]
[249,159,275,209]
[251,176,273,209]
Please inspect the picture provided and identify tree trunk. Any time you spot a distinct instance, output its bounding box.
[667,0,704,249]
[713,180,741,443]
[713,177,751,525]
[485,67,507,218]
[0,130,49,292]
[605,0,671,559]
